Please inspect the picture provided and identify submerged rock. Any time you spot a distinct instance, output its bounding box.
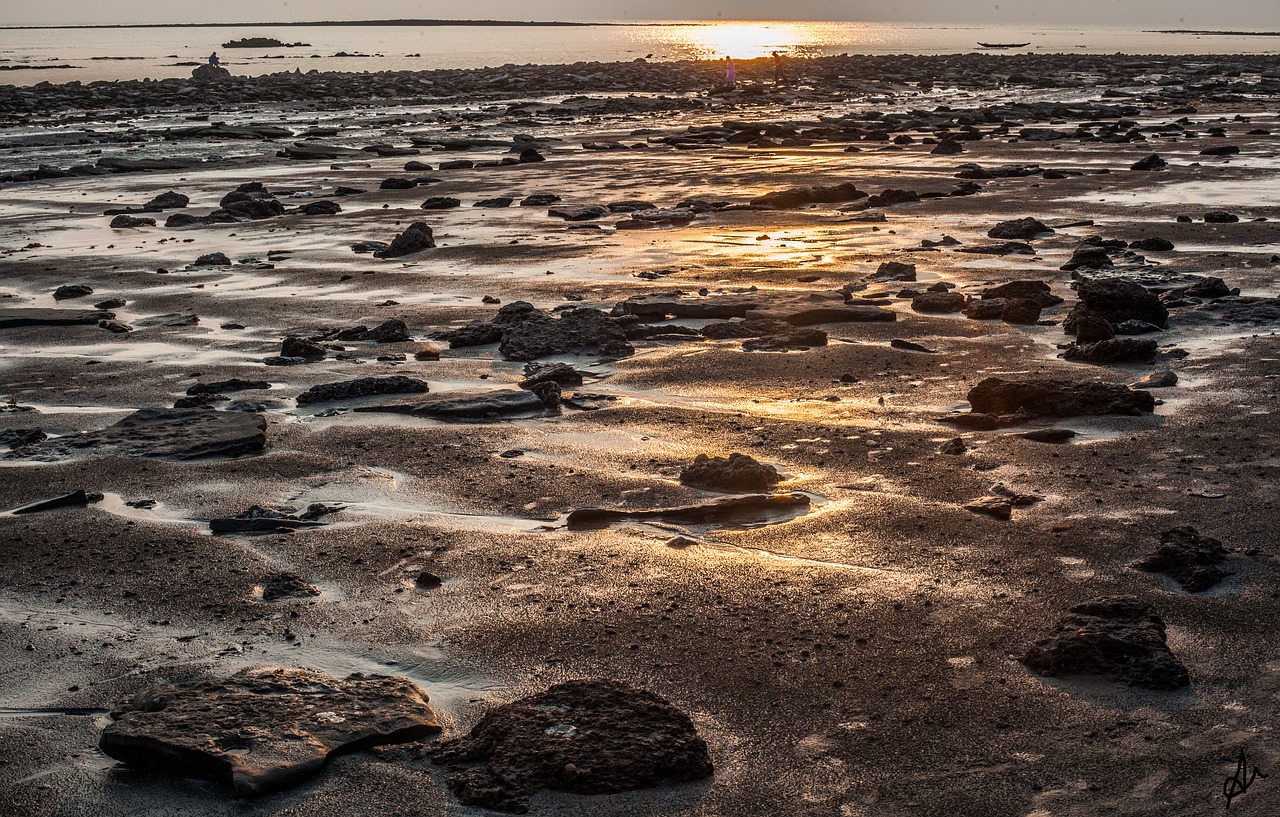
[1132,526,1232,592]
[680,453,779,492]
[429,679,712,812]
[100,667,440,797]
[1022,596,1189,689]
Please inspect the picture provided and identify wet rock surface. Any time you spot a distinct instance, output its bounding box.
[100,667,441,796]
[429,679,712,812]
[1022,596,1190,690]
[15,409,266,460]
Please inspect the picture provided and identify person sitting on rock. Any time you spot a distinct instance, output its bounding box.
[208,52,220,67]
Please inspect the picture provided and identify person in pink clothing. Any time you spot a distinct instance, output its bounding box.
[724,56,736,86]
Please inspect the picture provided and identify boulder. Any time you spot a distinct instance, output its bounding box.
[966,377,1155,417]
[1130,154,1167,171]
[20,409,266,460]
[911,291,967,313]
[987,217,1053,240]
[373,222,435,258]
[1022,596,1189,689]
[982,280,1063,307]
[430,679,711,813]
[679,453,779,492]
[1064,279,1168,335]
[297,200,341,216]
[420,196,461,209]
[191,64,232,82]
[110,214,155,228]
[1062,337,1158,363]
[100,667,440,797]
[1132,527,1231,591]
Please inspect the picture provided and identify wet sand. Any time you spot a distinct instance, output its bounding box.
[2,55,1280,816]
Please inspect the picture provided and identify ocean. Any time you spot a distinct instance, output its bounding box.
[1,20,1278,86]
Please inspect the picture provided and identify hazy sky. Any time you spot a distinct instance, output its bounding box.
[4,0,1280,27]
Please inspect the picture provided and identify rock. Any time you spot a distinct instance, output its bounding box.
[281,336,326,360]
[1064,279,1168,335]
[1133,526,1231,591]
[296,376,428,406]
[518,363,584,389]
[210,504,336,534]
[1018,428,1076,443]
[548,204,607,221]
[474,196,514,208]
[931,139,964,155]
[446,302,632,361]
[988,217,1053,240]
[99,320,132,333]
[750,182,864,209]
[865,188,919,208]
[967,377,1155,418]
[415,571,443,588]
[1022,596,1189,689]
[194,252,232,267]
[53,284,93,300]
[260,572,321,599]
[1062,337,1158,363]
[0,427,46,450]
[361,319,411,343]
[1199,145,1240,156]
[742,327,828,351]
[380,178,417,190]
[11,489,98,515]
[94,298,126,310]
[982,280,1063,307]
[404,160,433,171]
[956,242,1035,256]
[187,379,270,396]
[297,200,341,216]
[963,299,1006,320]
[263,356,308,367]
[355,389,552,420]
[746,304,895,326]
[911,291,967,313]
[938,437,966,455]
[518,148,545,163]
[890,338,935,353]
[1060,245,1112,271]
[110,214,155,228]
[430,679,712,812]
[1130,154,1167,171]
[965,496,1012,520]
[1131,370,1178,389]
[21,409,266,460]
[870,261,916,282]
[191,64,231,82]
[147,191,189,209]
[1130,237,1174,252]
[100,667,440,797]
[567,492,810,530]
[1002,298,1043,325]
[438,159,474,170]
[521,193,561,206]
[1204,211,1239,223]
[680,453,779,492]
[1072,315,1115,343]
[420,196,461,209]
[373,222,435,258]
[0,308,115,329]
[222,198,284,220]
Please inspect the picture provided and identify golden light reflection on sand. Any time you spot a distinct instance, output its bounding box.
[676,21,840,60]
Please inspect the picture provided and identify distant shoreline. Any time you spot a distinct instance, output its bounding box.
[0,18,641,31]
[1149,29,1280,36]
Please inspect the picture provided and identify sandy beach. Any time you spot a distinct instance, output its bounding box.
[2,52,1280,816]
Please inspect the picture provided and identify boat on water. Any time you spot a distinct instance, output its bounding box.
[978,42,1031,49]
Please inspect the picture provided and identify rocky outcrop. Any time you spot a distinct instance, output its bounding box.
[373,222,436,258]
[17,409,266,460]
[100,667,440,796]
[1132,526,1232,591]
[296,376,429,406]
[679,453,779,492]
[966,377,1155,418]
[444,302,633,361]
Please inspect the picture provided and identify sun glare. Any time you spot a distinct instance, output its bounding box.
[680,22,826,60]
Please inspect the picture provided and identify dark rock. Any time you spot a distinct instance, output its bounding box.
[147,191,189,209]
[1062,337,1158,363]
[53,284,93,300]
[361,319,411,343]
[222,198,284,220]
[447,302,632,361]
[94,298,127,310]
[474,196,514,208]
[938,437,966,455]
[420,196,461,209]
[988,217,1053,240]
[187,379,270,396]
[260,572,321,599]
[955,242,1035,256]
[110,214,155,228]
[750,182,863,209]
[373,222,435,258]
[1133,526,1231,592]
[281,336,326,360]
[963,299,1006,320]
[742,327,828,351]
[521,193,561,206]
[1022,596,1189,689]
[297,200,341,216]
[296,376,428,406]
[680,453,779,492]
[263,356,308,367]
[1130,237,1174,252]
[1064,279,1168,334]
[865,188,919,208]
[99,320,133,334]
[0,427,46,449]
[0,308,114,329]
[210,504,336,534]
[430,679,712,813]
[194,252,232,267]
[912,291,967,313]
[404,160,433,171]
[100,667,440,797]
[438,159,474,170]
[1072,315,1115,343]
[191,64,231,82]
[20,409,266,460]
[607,200,657,213]
[1060,245,1113,271]
[931,139,964,155]
[12,489,97,515]
[548,204,608,221]
[967,377,1155,418]
[518,148,545,163]
[380,178,417,190]
[567,492,809,530]
[1199,145,1240,156]
[355,389,551,420]
[1130,154,1168,171]
[1002,298,1043,325]
[1204,211,1239,223]
[982,280,1063,308]
[890,338,935,353]
[1131,370,1178,389]
[870,261,916,282]
[518,363,584,389]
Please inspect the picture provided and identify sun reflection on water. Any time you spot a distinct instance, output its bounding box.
[672,21,857,60]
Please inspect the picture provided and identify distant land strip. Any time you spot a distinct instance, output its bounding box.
[1149,29,1280,36]
[0,19,650,30]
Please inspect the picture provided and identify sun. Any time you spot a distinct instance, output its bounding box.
[681,22,818,60]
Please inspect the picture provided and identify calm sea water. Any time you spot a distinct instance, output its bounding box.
[1,20,1278,85]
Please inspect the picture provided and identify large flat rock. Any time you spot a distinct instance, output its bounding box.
[0,308,114,329]
[21,409,266,460]
[100,667,441,796]
[356,389,551,420]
